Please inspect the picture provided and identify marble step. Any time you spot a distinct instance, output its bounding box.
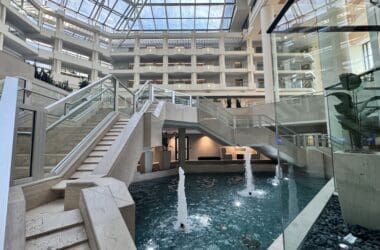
[102,136,118,141]
[109,129,122,133]
[66,242,91,250]
[70,171,93,179]
[25,225,87,249]
[105,132,120,137]
[93,145,111,151]
[83,157,102,164]
[26,209,83,240]
[88,151,106,157]
[97,140,113,146]
[51,180,77,191]
[77,164,97,171]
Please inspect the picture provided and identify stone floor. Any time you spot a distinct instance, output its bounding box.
[301,195,380,250]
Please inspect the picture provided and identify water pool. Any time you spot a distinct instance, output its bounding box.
[129,172,326,250]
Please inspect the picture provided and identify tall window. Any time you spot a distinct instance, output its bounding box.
[362,41,374,70]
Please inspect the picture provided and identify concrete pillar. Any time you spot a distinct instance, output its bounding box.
[91,50,99,81]
[56,17,64,32]
[163,73,168,85]
[163,37,169,50]
[219,36,225,51]
[0,2,7,23]
[134,55,140,85]
[134,73,140,86]
[191,35,196,50]
[247,55,255,89]
[220,54,226,87]
[163,55,168,68]
[143,149,153,173]
[135,37,140,51]
[260,4,277,103]
[191,73,197,85]
[178,128,186,167]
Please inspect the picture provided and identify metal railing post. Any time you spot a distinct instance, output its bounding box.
[149,84,154,102]
[189,95,192,107]
[32,108,46,180]
[171,91,175,104]
[113,77,119,111]
[133,94,136,113]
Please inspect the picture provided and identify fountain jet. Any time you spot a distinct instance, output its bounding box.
[238,148,265,197]
[177,167,188,229]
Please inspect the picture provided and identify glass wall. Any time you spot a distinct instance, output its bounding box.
[269,0,380,249]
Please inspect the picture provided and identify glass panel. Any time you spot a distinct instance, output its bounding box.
[13,108,35,180]
[45,79,116,173]
[270,1,380,249]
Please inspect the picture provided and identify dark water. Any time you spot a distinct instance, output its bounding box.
[129,172,326,250]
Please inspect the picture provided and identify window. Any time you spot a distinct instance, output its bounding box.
[362,41,374,70]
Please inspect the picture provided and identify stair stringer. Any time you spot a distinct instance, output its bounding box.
[93,103,152,186]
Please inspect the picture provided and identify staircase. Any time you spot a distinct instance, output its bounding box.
[25,200,89,249]
[22,117,129,249]
[197,98,305,166]
[13,108,113,180]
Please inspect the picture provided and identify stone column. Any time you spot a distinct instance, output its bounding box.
[163,55,168,85]
[260,4,277,103]
[90,50,99,81]
[52,17,64,81]
[247,55,255,89]
[191,55,197,85]
[143,149,154,173]
[219,54,226,88]
[134,55,140,86]
[178,128,186,167]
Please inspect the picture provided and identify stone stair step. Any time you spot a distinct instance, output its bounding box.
[70,171,93,179]
[88,151,106,157]
[98,140,113,146]
[118,118,129,122]
[112,125,125,129]
[26,209,83,240]
[66,242,91,250]
[109,129,122,133]
[77,164,97,171]
[93,145,111,151]
[25,225,87,249]
[105,132,120,136]
[102,136,118,141]
[51,180,77,191]
[115,122,128,125]
[83,157,102,164]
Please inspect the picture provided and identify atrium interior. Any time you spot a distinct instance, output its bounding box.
[0,0,379,249]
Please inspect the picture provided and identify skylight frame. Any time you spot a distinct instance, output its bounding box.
[39,0,236,32]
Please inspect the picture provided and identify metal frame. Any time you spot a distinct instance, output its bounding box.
[267,0,380,34]
[36,0,236,32]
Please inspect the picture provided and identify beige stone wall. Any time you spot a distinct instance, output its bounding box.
[0,51,34,80]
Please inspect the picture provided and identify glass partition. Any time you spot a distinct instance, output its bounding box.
[45,77,116,174]
[269,0,380,249]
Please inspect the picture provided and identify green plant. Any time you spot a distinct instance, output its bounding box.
[79,79,90,89]
[327,73,380,150]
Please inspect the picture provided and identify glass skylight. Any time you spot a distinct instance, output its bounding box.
[38,0,236,32]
